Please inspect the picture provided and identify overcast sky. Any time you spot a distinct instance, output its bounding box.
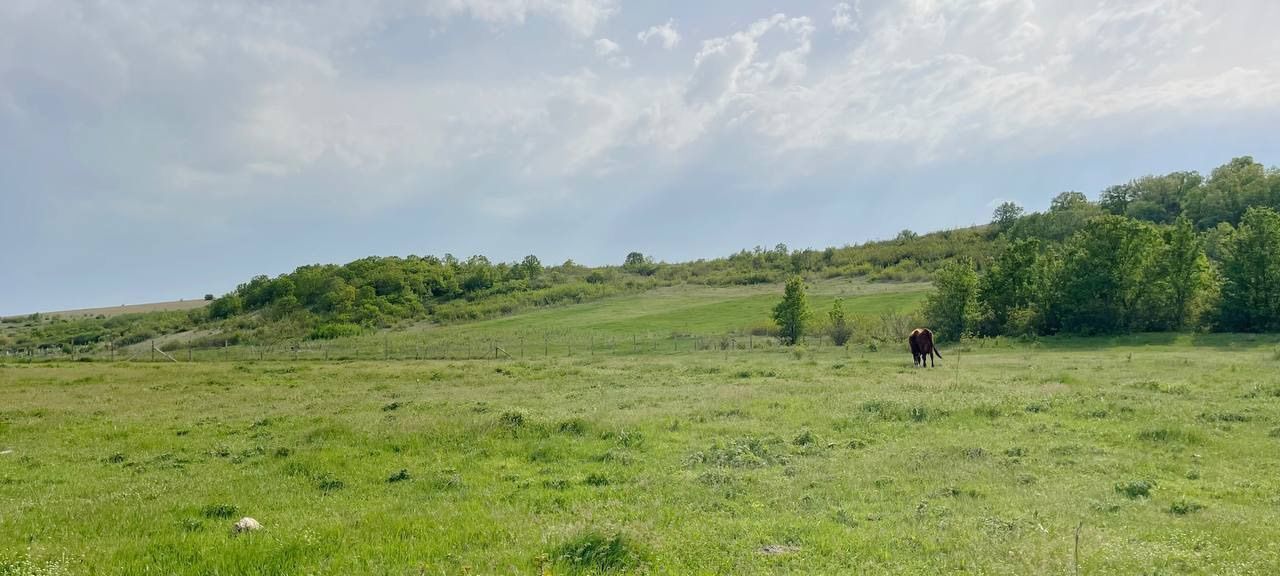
[3,0,1280,315]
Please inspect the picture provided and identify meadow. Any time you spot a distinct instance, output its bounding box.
[4,331,1280,574]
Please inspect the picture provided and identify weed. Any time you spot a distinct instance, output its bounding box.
[1115,480,1154,499]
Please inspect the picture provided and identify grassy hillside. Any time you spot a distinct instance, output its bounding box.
[4,336,1280,573]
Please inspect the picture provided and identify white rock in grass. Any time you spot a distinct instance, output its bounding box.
[232,517,262,534]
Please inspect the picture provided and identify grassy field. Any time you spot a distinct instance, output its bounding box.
[1,300,211,321]
[4,333,1280,574]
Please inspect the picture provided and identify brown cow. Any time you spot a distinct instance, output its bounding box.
[908,328,941,368]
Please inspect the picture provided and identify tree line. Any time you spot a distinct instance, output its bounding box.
[925,156,1280,339]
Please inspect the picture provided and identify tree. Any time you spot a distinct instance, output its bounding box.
[1054,216,1163,334]
[520,255,542,278]
[991,202,1024,231]
[207,294,243,320]
[978,239,1044,335]
[896,229,919,242]
[1218,207,1280,331]
[827,298,853,346]
[1098,183,1137,216]
[1050,191,1090,212]
[923,259,979,341]
[1152,217,1210,329]
[623,252,657,275]
[203,294,215,301]
[1184,157,1272,228]
[772,276,812,345]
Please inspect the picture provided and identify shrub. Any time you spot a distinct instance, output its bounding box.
[1115,480,1154,499]
[549,531,648,573]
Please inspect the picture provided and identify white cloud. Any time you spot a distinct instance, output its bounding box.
[594,38,620,56]
[3,0,1279,217]
[832,1,860,33]
[638,19,681,50]
[423,0,619,36]
[593,38,630,68]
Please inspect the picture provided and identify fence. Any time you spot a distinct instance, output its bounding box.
[0,331,895,364]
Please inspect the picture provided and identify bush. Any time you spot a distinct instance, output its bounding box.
[827,298,853,346]
[549,531,648,573]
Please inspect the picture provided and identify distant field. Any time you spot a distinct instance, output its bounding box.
[3,335,1280,573]
[2,299,210,320]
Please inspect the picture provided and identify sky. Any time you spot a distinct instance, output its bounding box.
[3,0,1280,315]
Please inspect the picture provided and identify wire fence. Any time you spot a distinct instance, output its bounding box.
[0,331,898,364]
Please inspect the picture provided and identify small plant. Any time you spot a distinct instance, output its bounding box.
[584,473,610,486]
[1115,480,1154,499]
[386,469,411,483]
[828,298,853,346]
[499,410,527,431]
[1168,498,1205,515]
[549,531,648,573]
[316,474,345,492]
[200,504,239,519]
[791,429,817,446]
[557,418,587,435]
[381,402,402,412]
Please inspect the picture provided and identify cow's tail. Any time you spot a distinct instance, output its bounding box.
[933,346,942,358]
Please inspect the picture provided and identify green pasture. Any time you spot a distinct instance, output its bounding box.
[3,334,1280,574]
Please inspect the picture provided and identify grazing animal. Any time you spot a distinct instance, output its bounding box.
[908,328,941,368]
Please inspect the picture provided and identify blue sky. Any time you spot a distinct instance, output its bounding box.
[3,0,1280,315]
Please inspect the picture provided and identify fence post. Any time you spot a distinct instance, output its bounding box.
[150,340,155,363]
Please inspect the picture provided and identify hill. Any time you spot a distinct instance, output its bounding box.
[3,154,1279,355]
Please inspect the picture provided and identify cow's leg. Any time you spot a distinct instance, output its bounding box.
[930,351,935,367]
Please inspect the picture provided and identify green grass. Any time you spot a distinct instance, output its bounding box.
[4,334,1280,574]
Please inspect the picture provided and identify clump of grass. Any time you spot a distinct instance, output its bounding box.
[381,402,402,412]
[1198,412,1249,423]
[791,429,817,446]
[200,504,239,519]
[1115,480,1154,499]
[1137,427,1202,444]
[1168,498,1205,515]
[556,418,587,435]
[584,473,610,486]
[542,479,569,491]
[386,469,411,483]
[549,531,648,573]
[499,410,527,430]
[316,473,345,493]
[603,429,644,448]
[973,404,1003,419]
[688,436,787,469]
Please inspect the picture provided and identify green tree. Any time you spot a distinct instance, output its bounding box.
[1219,207,1280,331]
[207,294,243,320]
[827,298,853,346]
[1152,217,1210,329]
[1054,216,1163,334]
[1184,157,1272,228]
[978,239,1044,335]
[519,255,543,280]
[991,202,1024,232]
[1098,183,1137,216]
[923,259,979,341]
[772,276,812,345]
[1050,191,1091,212]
